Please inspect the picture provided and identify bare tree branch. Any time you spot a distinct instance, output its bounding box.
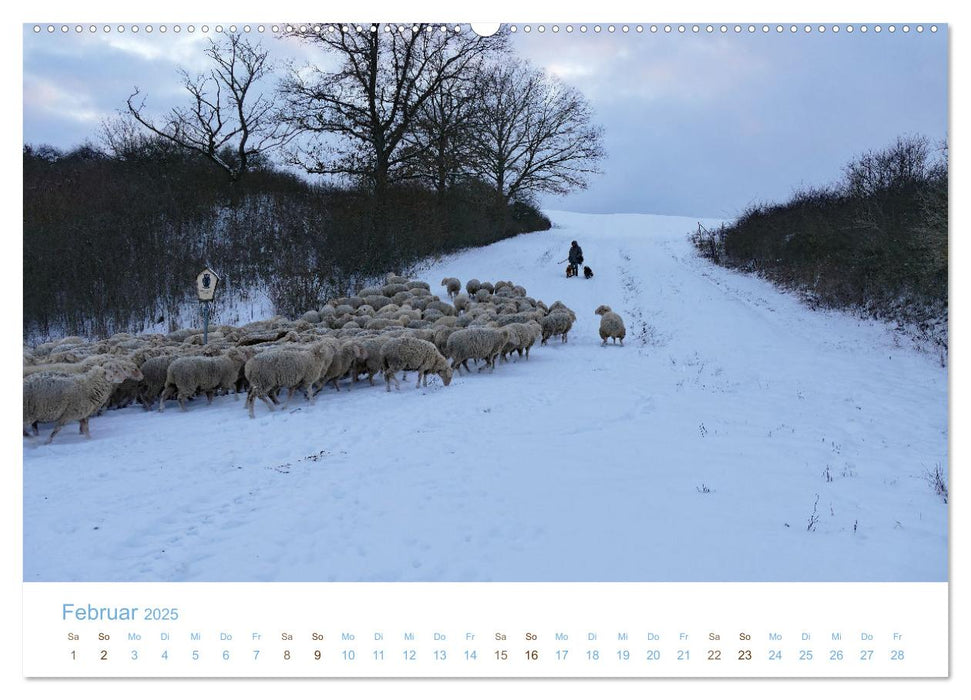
[469,59,605,206]
[279,24,506,192]
[126,34,297,182]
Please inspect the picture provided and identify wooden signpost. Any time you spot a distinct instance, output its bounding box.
[196,267,219,344]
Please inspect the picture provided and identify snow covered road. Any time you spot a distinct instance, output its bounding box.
[23,211,948,582]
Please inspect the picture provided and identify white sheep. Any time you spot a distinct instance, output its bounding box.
[381,336,453,392]
[159,348,247,412]
[539,310,575,345]
[595,305,626,346]
[500,321,543,361]
[441,277,461,299]
[465,278,482,296]
[24,360,144,443]
[445,327,511,373]
[243,341,336,418]
[353,335,394,386]
[316,339,367,393]
[452,293,470,313]
[137,354,177,410]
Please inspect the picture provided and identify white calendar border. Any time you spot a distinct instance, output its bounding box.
[7,0,963,697]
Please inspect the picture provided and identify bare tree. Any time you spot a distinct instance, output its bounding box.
[279,24,505,197]
[470,59,605,208]
[400,79,479,195]
[126,34,294,182]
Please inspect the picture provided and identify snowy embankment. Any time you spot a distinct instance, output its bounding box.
[22,211,948,582]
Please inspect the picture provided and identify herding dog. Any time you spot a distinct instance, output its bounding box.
[566,265,578,278]
[583,266,594,279]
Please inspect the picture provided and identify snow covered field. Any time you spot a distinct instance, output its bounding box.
[22,211,948,582]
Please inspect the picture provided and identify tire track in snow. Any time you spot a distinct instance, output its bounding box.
[617,246,667,350]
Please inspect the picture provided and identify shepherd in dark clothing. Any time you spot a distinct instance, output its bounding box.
[568,241,583,278]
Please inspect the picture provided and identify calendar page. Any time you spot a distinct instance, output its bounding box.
[16,0,956,695]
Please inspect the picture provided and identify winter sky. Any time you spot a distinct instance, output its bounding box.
[21,18,947,219]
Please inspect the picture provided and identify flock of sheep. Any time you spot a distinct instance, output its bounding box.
[24,274,626,443]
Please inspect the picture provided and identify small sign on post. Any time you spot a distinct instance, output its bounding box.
[197,268,219,302]
[196,267,220,344]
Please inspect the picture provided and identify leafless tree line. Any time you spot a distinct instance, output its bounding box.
[125,26,604,214]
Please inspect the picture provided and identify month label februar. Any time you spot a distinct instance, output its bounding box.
[24,583,947,678]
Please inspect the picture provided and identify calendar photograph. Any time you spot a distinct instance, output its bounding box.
[22,21,948,588]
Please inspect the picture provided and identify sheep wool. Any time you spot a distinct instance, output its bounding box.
[24,360,144,443]
[159,348,247,412]
[595,305,626,346]
[244,341,337,418]
[441,277,461,299]
[445,327,511,373]
[539,310,575,345]
[317,340,367,393]
[381,336,453,392]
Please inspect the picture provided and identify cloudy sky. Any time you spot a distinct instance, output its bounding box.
[22,21,947,219]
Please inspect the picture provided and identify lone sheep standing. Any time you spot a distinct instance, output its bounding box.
[595,305,626,346]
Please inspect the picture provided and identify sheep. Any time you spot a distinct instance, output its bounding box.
[452,293,470,313]
[137,354,177,410]
[445,327,511,373]
[46,349,84,364]
[441,277,461,299]
[407,280,431,291]
[496,311,542,327]
[406,328,437,344]
[365,317,403,331]
[433,326,460,356]
[167,328,202,342]
[539,311,575,345]
[465,278,481,296]
[24,360,144,443]
[316,339,367,393]
[381,336,453,392]
[424,299,456,317]
[354,336,393,386]
[501,321,542,361]
[422,309,444,324]
[479,281,495,294]
[24,352,126,377]
[159,348,248,412]
[243,341,336,418]
[363,295,394,311]
[386,274,410,285]
[432,315,459,328]
[595,305,626,346]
